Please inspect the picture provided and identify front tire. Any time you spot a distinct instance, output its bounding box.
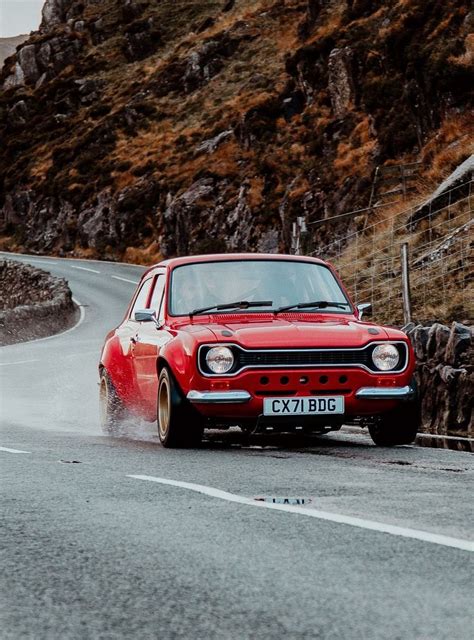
[99,370,127,435]
[368,401,420,446]
[157,367,203,448]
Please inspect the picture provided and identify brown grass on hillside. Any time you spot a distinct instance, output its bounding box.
[450,32,474,67]
[307,7,344,43]
[247,176,265,208]
[333,116,378,179]
[123,242,163,266]
[29,146,53,180]
[421,115,474,184]
[112,170,136,191]
[349,7,387,30]
[330,136,474,325]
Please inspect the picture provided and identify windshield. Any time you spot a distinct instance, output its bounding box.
[169,260,351,316]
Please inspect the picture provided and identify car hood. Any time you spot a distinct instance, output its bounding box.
[177,315,391,349]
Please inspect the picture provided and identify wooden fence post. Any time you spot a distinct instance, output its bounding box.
[401,242,412,324]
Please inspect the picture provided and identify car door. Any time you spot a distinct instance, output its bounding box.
[115,277,155,402]
[131,271,171,418]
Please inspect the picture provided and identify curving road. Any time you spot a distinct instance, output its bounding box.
[1,253,473,640]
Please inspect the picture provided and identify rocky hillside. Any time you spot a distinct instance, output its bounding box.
[0,0,472,263]
[0,35,28,67]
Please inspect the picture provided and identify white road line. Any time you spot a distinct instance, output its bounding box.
[417,433,474,443]
[110,275,139,285]
[0,351,96,366]
[128,475,474,553]
[63,350,99,360]
[342,425,474,444]
[0,359,39,367]
[0,446,31,454]
[15,258,59,266]
[71,265,101,274]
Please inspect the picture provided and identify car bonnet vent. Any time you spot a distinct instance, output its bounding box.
[278,313,345,322]
[211,313,274,323]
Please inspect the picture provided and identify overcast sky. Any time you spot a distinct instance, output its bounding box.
[0,0,44,38]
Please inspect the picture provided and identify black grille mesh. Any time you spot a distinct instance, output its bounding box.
[237,350,372,368]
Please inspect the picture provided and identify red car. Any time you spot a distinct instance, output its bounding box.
[99,254,419,447]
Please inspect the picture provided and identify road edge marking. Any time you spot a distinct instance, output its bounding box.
[342,425,474,443]
[110,275,139,285]
[11,258,59,265]
[0,446,31,454]
[127,474,474,553]
[71,265,101,274]
[0,359,40,367]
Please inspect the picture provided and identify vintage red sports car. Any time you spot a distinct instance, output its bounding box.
[99,254,419,447]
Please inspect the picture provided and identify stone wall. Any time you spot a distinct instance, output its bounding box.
[0,260,77,345]
[406,322,473,437]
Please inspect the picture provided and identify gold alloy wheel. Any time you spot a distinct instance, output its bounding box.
[158,376,171,439]
[99,377,109,428]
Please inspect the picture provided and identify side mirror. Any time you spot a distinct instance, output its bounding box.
[134,309,157,323]
[356,303,372,320]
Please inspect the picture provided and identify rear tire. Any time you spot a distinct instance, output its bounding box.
[99,370,127,435]
[368,401,420,447]
[157,367,203,448]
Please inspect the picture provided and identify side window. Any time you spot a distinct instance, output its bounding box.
[149,274,165,318]
[130,278,153,319]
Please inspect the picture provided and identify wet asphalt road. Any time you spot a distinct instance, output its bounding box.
[1,253,473,640]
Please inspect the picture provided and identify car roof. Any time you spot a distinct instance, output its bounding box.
[142,253,327,278]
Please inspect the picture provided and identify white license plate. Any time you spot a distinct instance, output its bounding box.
[263,396,344,416]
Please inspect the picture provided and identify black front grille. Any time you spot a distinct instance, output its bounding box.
[199,343,408,375]
[237,350,372,368]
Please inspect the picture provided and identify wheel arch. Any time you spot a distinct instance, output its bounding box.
[100,335,135,407]
[157,356,169,376]
[157,335,198,397]
[156,356,188,399]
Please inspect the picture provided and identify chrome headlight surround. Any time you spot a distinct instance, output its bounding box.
[205,346,235,374]
[371,343,400,371]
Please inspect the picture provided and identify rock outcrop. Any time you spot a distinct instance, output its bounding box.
[328,47,354,118]
[0,260,76,345]
[2,32,84,89]
[0,35,28,68]
[406,322,473,437]
[41,0,69,30]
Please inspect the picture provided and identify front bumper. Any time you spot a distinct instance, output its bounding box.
[187,390,251,404]
[355,385,415,401]
[187,385,414,404]
[184,366,415,418]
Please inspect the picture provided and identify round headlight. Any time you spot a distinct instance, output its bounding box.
[372,344,400,371]
[205,346,234,374]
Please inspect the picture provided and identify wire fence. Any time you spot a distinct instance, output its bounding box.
[311,180,474,325]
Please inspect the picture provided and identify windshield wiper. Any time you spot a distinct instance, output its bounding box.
[274,300,350,314]
[190,300,273,317]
